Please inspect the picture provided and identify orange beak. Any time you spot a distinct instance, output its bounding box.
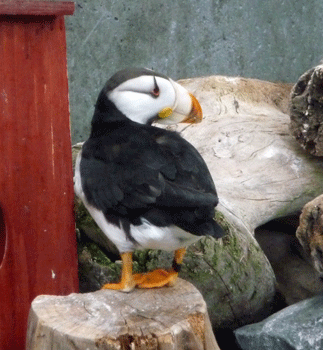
[182,93,203,123]
[157,81,203,125]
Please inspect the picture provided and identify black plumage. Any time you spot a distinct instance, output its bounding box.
[80,86,223,245]
[76,68,224,291]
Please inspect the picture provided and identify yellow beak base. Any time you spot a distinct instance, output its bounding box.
[158,107,174,120]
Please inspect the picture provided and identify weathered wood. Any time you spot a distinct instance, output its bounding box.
[290,64,323,156]
[26,279,220,350]
[0,10,78,350]
[296,194,323,277]
[0,1,75,16]
[172,76,323,231]
[75,75,323,330]
[72,74,323,331]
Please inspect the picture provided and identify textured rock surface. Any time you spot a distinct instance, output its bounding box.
[235,295,323,350]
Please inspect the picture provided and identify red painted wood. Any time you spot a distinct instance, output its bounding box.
[0,14,78,350]
[0,1,75,16]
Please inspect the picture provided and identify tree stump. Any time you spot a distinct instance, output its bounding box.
[26,279,220,350]
[296,194,323,277]
[290,64,323,156]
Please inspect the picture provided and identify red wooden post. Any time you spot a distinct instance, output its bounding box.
[0,2,78,349]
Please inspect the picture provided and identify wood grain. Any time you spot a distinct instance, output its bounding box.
[290,64,323,156]
[167,76,323,232]
[0,1,75,16]
[0,14,78,350]
[27,279,220,350]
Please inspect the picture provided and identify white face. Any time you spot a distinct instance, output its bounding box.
[107,75,192,125]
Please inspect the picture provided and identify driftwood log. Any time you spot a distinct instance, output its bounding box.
[296,194,323,277]
[290,64,323,156]
[26,279,220,350]
[176,76,323,230]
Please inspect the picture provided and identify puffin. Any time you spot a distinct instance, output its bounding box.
[74,68,225,292]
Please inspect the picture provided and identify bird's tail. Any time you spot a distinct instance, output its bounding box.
[197,220,226,239]
[212,220,226,238]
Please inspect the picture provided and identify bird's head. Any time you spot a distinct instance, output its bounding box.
[94,68,202,126]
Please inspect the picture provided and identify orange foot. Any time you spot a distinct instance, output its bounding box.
[101,248,186,292]
[101,280,136,292]
[133,269,178,288]
[101,252,136,292]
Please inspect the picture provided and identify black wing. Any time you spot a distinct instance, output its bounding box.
[80,123,224,238]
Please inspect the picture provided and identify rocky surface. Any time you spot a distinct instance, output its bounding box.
[235,295,323,350]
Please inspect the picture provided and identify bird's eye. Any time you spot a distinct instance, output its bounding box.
[151,76,160,98]
[151,86,160,97]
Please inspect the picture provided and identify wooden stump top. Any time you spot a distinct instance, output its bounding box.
[27,279,220,349]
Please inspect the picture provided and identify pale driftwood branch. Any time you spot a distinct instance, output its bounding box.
[26,279,220,350]
[170,76,323,231]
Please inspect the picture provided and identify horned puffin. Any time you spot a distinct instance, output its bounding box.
[74,68,225,292]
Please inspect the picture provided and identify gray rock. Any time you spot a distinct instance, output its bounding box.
[235,295,323,350]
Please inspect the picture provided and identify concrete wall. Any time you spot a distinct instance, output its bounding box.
[66,0,323,143]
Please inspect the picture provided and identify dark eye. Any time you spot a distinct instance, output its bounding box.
[151,76,160,97]
[151,86,160,97]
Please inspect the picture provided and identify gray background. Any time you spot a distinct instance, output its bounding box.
[65,0,323,143]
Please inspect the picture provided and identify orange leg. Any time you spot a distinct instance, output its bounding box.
[101,252,137,292]
[134,248,186,289]
[101,248,187,292]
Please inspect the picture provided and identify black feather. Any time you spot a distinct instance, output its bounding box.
[80,68,224,241]
[81,117,224,240]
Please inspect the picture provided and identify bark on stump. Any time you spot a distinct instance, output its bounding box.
[26,278,220,350]
[290,64,323,156]
[296,194,323,277]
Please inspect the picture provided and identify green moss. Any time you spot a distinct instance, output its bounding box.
[214,211,231,235]
[133,249,153,272]
[81,242,112,266]
[226,232,243,260]
[248,241,266,276]
[75,199,95,226]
